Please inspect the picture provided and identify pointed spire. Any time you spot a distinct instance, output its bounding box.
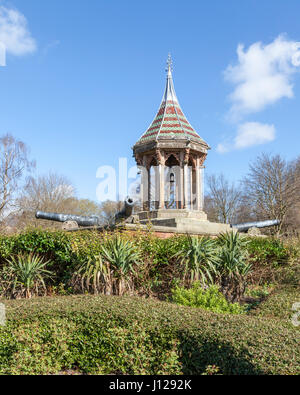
[166,53,173,77]
[134,56,209,148]
[163,53,178,103]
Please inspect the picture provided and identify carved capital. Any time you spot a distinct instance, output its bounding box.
[183,148,190,165]
[199,154,207,167]
[135,154,143,166]
[155,149,165,165]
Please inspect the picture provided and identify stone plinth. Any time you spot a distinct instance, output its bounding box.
[138,209,208,221]
[124,220,231,237]
[131,209,231,236]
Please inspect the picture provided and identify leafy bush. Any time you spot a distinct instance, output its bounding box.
[246,237,290,266]
[245,283,275,299]
[171,283,245,314]
[0,294,299,375]
[249,285,300,325]
[0,229,297,300]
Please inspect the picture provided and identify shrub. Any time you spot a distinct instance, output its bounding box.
[246,237,290,266]
[249,285,300,325]
[174,236,219,287]
[217,232,252,302]
[171,283,245,314]
[0,253,53,299]
[72,254,112,295]
[72,235,142,296]
[0,294,299,375]
[100,235,141,295]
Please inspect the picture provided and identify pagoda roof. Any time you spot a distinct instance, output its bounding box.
[134,57,209,149]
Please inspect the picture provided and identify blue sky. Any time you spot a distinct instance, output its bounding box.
[1,0,300,202]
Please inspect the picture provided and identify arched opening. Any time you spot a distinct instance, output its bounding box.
[165,154,180,209]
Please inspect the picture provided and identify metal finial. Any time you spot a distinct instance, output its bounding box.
[166,53,173,73]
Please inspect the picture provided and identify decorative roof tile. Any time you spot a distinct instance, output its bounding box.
[135,58,208,147]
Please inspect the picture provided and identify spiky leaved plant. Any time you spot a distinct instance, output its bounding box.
[174,236,219,287]
[2,253,53,299]
[100,235,141,295]
[74,254,113,295]
[217,232,252,302]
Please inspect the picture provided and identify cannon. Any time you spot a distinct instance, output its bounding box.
[114,197,134,222]
[230,219,280,233]
[35,197,135,230]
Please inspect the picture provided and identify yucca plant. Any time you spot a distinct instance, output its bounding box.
[217,232,252,302]
[100,235,141,295]
[1,253,53,299]
[174,236,219,287]
[73,255,113,295]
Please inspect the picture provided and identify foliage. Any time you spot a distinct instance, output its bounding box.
[0,294,299,375]
[73,235,142,296]
[245,283,275,299]
[249,286,300,326]
[171,283,245,314]
[73,254,111,295]
[0,253,53,298]
[0,228,104,282]
[100,235,141,295]
[216,232,252,302]
[0,229,298,301]
[246,237,290,266]
[174,236,219,286]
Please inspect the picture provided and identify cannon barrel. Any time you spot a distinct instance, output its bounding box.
[114,197,134,222]
[35,197,135,228]
[35,211,101,227]
[231,219,280,233]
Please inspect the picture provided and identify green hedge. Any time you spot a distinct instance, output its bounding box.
[0,229,106,283]
[249,286,300,325]
[0,230,297,295]
[246,237,290,266]
[0,294,299,375]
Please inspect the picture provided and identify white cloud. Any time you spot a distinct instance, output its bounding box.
[0,5,36,57]
[225,35,300,118]
[217,122,275,153]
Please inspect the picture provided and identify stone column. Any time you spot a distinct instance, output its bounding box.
[190,166,194,210]
[183,149,190,210]
[157,150,165,210]
[195,157,201,211]
[200,167,204,210]
[179,152,184,209]
[141,156,149,211]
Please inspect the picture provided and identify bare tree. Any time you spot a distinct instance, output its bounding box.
[15,173,75,228]
[0,134,35,220]
[205,173,242,224]
[284,156,300,234]
[13,172,103,229]
[99,200,123,225]
[18,172,75,213]
[243,153,300,234]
